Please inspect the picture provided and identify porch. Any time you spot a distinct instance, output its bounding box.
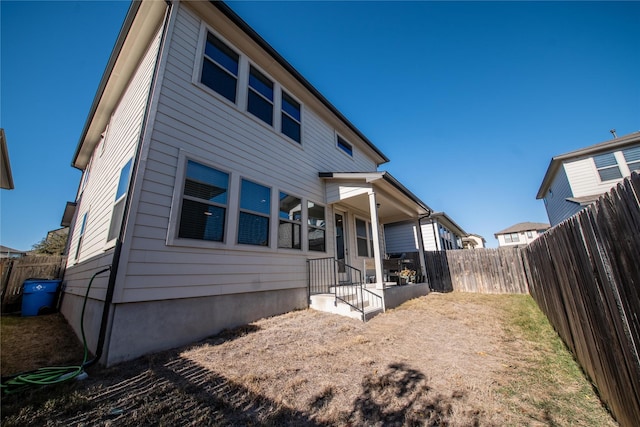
[307,257,430,321]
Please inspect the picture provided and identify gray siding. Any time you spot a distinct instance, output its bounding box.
[64,27,163,297]
[384,221,419,254]
[544,164,582,226]
[118,4,379,303]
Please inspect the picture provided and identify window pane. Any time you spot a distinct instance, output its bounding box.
[628,161,640,173]
[282,92,300,121]
[282,115,301,143]
[179,199,225,242]
[247,91,273,125]
[278,221,301,249]
[115,159,132,200]
[308,227,326,252]
[240,180,270,214]
[356,219,367,239]
[201,59,237,103]
[238,212,269,246]
[108,198,126,241]
[598,166,623,181]
[279,192,301,220]
[184,161,228,204]
[205,33,239,75]
[594,153,617,168]
[337,136,353,156]
[307,201,325,227]
[249,66,273,100]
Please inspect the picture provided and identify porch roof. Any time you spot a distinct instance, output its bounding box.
[319,171,432,223]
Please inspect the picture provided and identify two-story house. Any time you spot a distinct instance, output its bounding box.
[61,0,432,365]
[494,222,549,248]
[537,131,640,226]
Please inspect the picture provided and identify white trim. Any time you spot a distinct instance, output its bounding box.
[335,132,354,158]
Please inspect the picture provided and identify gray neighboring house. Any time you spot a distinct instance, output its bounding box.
[61,0,433,365]
[494,222,550,248]
[385,211,468,253]
[537,131,640,226]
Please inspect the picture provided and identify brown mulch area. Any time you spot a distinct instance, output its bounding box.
[1,292,616,426]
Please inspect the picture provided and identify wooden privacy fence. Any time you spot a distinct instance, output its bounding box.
[424,248,528,294]
[522,173,640,427]
[0,255,66,311]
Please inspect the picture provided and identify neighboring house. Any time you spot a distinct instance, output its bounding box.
[462,233,486,249]
[1,129,15,190]
[385,211,467,254]
[0,245,26,258]
[537,131,640,226]
[494,222,549,248]
[61,0,432,365]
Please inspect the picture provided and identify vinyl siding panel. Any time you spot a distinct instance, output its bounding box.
[66,28,162,268]
[384,221,419,254]
[120,4,378,303]
[564,154,625,197]
[544,164,582,226]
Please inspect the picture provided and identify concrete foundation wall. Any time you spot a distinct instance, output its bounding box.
[382,283,429,310]
[104,287,307,366]
[60,292,106,357]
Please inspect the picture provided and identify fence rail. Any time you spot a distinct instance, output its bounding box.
[1,255,67,311]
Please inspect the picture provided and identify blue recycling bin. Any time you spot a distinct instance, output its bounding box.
[21,279,62,316]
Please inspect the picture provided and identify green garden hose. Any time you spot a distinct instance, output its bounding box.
[1,266,111,394]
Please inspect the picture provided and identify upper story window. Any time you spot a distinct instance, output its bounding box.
[179,160,229,242]
[623,146,640,173]
[593,152,622,182]
[201,32,239,103]
[337,135,353,157]
[75,212,88,260]
[247,66,274,126]
[307,201,326,252]
[238,179,271,246]
[504,232,520,243]
[281,91,301,143]
[278,192,302,249]
[107,158,133,242]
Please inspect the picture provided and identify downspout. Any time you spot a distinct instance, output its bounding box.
[85,0,173,367]
[431,218,439,251]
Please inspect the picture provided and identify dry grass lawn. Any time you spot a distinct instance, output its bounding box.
[1,292,616,426]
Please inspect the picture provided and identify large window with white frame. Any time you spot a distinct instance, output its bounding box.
[307,201,326,252]
[503,232,520,243]
[278,192,302,249]
[593,152,622,182]
[107,158,133,242]
[623,146,640,173]
[238,179,271,246]
[178,160,229,242]
[201,32,239,103]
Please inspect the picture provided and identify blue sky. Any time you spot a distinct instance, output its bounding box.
[1,1,639,251]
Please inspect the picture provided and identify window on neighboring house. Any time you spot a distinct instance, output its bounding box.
[107,158,133,242]
[238,179,271,246]
[356,218,373,257]
[307,201,325,251]
[201,32,239,103]
[623,146,640,173]
[281,91,301,143]
[594,152,622,181]
[178,160,229,242]
[337,135,353,156]
[504,232,520,243]
[527,231,533,238]
[75,212,88,260]
[278,192,302,249]
[247,65,274,126]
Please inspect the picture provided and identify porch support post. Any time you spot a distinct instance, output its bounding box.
[415,218,427,283]
[368,191,384,289]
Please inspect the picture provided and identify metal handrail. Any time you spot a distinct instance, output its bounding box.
[308,258,383,321]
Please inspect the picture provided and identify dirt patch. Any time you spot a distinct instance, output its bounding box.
[1,292,616,426]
